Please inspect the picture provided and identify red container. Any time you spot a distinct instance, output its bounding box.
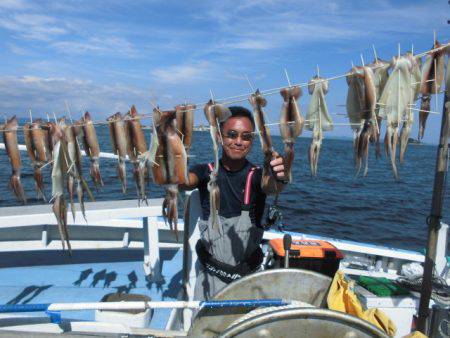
[268,238,344,278]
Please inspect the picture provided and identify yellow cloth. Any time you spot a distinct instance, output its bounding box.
[402,331,428,338]
[327,271,397,337]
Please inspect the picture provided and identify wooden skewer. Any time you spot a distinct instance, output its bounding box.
[372,44,378,62]
[284,68,292,87]
[244,74,255,93]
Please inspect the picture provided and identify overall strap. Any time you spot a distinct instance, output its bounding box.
[207,162,214,172]
[242,166,258,211]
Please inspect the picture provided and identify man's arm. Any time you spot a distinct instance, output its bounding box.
[179,171,200,191]
[261,152,287,195]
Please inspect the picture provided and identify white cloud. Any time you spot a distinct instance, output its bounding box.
[0,13,68,41]
[150,61,213,84]
[201,0,446,52]
[52,36,136,57]
[0,75,149,118]
[0,0,30,10]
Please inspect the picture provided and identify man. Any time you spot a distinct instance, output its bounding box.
[182,106,286,300]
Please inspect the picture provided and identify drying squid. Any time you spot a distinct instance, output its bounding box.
[108,112,129,193]
[126,105,148,203]
[45,121,55,160]
[204,100,231,230]
[306,76,333,176]
[346,67,365,168]
[50,121,71,254]
[2,116,27,204]
[399,53,421,163]
[279,85,303,182]
[418,41,446,140]
[378,55,415,179]
[249,89,279,192]
[64,120,94,221]
[175,103,195,154]
[23,123,41,200]
[78,112,103,188]
[369,58,390,158]
[150,108,188,240]
[23,119,51,201]
[354,66,378,177]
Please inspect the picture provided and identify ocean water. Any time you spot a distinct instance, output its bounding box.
[0,121,448,252]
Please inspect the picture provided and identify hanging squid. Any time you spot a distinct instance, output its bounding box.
[23,123,41,200]
[126,105,149,204]
[399,52,421,163]
[2,116,27,204]
[45,121,55,160]
[150,108,188,240]
[346,67,365,169]
[355,66,378,177]
[279,85,304,182]
[204,100,231,230]
[369,59,390,158]
[378,55,415,179]
[63,120,94,221]
[306,76,333,176]
[49,121,71,254]
[175,103,195,155]
[418,40,446,141]
[107,112,129,193]
[249,89,282,194]
[77,112,103,188]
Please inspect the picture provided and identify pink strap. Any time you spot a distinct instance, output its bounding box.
[207,163,214,171]
[243,167,257,205]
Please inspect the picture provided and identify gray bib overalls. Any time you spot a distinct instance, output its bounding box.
[194,164,264,301]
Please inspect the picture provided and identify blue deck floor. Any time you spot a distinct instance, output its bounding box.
[0,248,183,329]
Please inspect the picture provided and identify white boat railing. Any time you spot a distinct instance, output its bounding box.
[0,197,184,279]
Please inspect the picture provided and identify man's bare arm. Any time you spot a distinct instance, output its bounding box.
[179,172,200,191]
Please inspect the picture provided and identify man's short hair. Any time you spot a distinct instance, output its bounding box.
[221,106,255,130]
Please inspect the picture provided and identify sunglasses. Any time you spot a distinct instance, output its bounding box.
[225,130,254,141]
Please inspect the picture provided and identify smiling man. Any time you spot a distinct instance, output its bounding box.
[182,106,286,301]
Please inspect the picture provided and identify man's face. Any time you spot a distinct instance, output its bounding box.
[221,116,254,160]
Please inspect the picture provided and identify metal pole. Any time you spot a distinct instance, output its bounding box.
[417,93,450,332]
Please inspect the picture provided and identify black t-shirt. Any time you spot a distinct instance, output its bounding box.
[190,160,266,227]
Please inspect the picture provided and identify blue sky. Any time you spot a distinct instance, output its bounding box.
[0,0,448,143]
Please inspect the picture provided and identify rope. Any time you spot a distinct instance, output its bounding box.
[396,269,450,305]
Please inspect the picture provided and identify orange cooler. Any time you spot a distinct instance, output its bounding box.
[268,238,344,277]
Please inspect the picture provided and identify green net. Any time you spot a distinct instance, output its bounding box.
[358,276,410,297]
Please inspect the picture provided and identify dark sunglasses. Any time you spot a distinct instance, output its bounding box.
[225,130,254,141]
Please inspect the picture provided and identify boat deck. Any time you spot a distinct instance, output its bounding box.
[0,248,183,331]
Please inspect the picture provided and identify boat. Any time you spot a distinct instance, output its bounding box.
[0,187,447,337]
[408,138,423,145]
[0,40,448,338]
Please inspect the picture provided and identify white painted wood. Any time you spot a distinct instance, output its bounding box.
[183,190,202,331]
[263,231,425,263]
[435,222,448,276]
[0,143,126,160]
[0,199,164,228]
[122,231,130,248]
[0,240,182,251]
[41,228,48,247]
[143,216,163,280]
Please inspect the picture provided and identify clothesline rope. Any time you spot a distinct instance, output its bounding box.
[0,41,448,134]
